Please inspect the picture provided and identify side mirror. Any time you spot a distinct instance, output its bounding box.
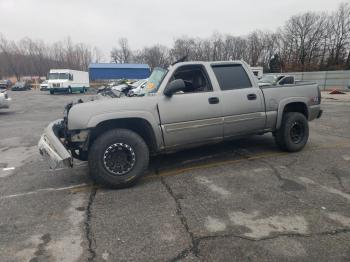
[164,79,186,97]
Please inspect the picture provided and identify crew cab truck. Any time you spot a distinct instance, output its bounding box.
[38,61,322,188]
[48,69,89,94]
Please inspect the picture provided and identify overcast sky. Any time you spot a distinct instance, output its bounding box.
[0,0,346,58]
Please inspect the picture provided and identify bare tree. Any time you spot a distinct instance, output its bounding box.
[111,38,132,63]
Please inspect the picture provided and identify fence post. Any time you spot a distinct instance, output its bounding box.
[324,71,328,91]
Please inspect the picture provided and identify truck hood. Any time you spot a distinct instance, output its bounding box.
[67,95,159,130]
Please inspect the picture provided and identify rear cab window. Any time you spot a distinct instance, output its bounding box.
[211,64,252,90]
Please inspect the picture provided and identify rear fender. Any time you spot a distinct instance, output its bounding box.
[276,98,308,130]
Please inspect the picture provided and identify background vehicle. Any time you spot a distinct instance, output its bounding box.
[39,61,322,189]
[40,80,49,91]
[0,80,11,90]
[11,81,31,91]
[250,66,263,79]
[258,75,296,87]
[0,89,11,109]
[128,79,148,96]
[48,69,89,94]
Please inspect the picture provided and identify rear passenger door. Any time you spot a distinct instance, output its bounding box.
[211,64,266,138]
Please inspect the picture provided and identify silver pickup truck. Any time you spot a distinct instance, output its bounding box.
[38,61,322,188]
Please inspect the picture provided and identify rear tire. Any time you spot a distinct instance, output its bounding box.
[275,112,309,152]
[88,129,149,189]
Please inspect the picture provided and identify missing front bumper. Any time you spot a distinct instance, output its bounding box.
[38,119,73,169]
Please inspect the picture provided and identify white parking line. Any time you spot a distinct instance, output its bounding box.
[0,183,89,200]
[299,177,350,201]
[3,167,15,171]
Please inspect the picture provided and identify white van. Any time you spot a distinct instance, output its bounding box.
[48,69,89,94]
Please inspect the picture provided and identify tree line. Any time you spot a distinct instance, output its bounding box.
[1,2,350,80]
[111,2,350,72]
[0,35,102,80]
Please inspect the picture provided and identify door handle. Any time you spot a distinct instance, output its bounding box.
[247,94,257,100]
[208,97,220,104]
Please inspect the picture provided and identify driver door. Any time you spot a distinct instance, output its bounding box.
[157,65,223,149]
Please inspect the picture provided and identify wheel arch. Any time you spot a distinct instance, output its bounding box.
[89,117,160,154]
[276,98,309,130]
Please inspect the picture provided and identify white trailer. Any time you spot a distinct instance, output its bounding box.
[48,69,89,94]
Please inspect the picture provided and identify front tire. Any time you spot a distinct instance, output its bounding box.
[275,112,309,152]
[88,129,149,189]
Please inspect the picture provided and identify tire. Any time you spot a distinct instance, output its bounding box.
[80,87,86,94]
[88,129,149,189]
[50,90,54,94]
[275,112,309,152]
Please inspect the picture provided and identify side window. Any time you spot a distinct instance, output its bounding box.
[212,64,252,90]
[279,77,294,85]
[170,65,212,94]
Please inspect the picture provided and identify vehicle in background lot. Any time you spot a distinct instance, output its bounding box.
[40,80,49,91]
[0,89,11,109]
[258,75,295,87]
[48,69,89,94]
[11,81,31,91]
[0,80,11,90]
[39,60,322,189]
[250,66,263,79]
[97,79,148,97]
[111,79,148,96]
[128,79,148,96]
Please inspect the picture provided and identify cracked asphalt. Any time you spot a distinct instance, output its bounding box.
[0,90,350,262]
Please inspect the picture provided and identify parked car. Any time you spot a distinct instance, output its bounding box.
[258,75,295,87]
[11,82,31,91]
[40,80,49,91]
[38,60,322,189]
[0,89,11,109]
[0,80,11,90]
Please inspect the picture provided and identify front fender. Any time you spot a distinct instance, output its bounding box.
[87,111,164,150]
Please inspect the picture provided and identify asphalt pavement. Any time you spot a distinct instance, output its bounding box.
[0,90,349,262]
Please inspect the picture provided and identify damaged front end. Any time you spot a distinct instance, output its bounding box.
[38,119,73,169]
[38,100,90,169]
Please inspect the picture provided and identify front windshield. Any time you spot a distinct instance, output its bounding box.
[142,68,168,94]
[259,75,277,83]
[49,73,69,80]
[49,73,59,80]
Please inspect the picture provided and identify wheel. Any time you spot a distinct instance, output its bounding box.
[275,112,309,152]
[68,87,72,94]
[88,129,149,189]
[80,87,86,94]
[50,90,54,94]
